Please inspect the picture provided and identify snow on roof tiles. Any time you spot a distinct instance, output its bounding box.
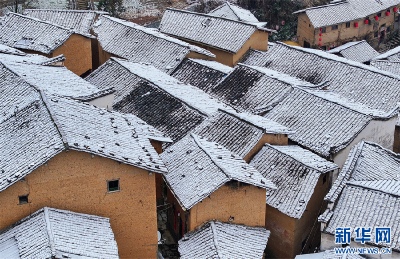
[161,133,276,210]
[371,60,400,75]
[250,144,338,218]
[327,40,379,63]
[0,207,119,259]
[0,12,74,55]
[24,9,98,37]
[0,44,25,56]
[159,8,258,53]
[294,0,400,28]
[208,2,259,23]
[178,220,270,259]
[373,45,400,61]
[240,42,400,117]
[93,15,214,73]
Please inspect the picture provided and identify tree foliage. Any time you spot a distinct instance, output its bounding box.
[97,0,125,17]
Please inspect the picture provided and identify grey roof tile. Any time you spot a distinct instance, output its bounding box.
[373,45,400,61]
[371,60,400,75]
[159,9,258,53]
[0,44,25,56]
[327,40,379,63]
[93,15,214,73]
[250,144,338,218]
[0,207,119,259]
[208,2,259,23]
[0,12,74,54]
[178,220,270,259]
[161,133,276,210]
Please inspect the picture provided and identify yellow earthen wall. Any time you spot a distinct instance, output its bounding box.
[0,150,158,259]
[297,13,316,47]
[393,126,400,153]
[232,30,269,65]
[244,133,288,163]
[98,41,114,67]
[52,34,92,76]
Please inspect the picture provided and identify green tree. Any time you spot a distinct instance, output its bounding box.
[97,0,125,17]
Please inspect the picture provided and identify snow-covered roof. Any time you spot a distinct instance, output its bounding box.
[0,44,25,56]
[370,60,400,75]
[161,133,276,210]
[240,42,400,117]
[92,15,214,73]
[0,207,119,259]
[250,144,338,218]
[159,8,260,53]
[0,53,112,101]
[327,40,379,63]
[208,2,259,23]
[294,0,400,28]
[0,69,168,193]
[319,141,400,252]
[264,88,372,157]
[24,9,99,37]
[373,45,400,61]
[171,58,232,92]
[178,220,270,259]
[0,12,75,55]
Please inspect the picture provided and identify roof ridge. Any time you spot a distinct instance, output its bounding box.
[6,12,74,33]
[293,1,347,14]
[226,2,242,20]
[43,207,57,257]
[347,181,400,198]
[209,221,222,258]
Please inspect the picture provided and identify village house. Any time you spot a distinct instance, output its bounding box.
[319,141,400,258]
[0,207,119,259]
[23,9,107,70]
[326,40,379,63]
[160,133,276,239]
[170,58,233,92]
[0,12,93,76]
[249,144,339,258]
[159,8,273,66]
[178,220,270,259]
[207,2,260,24]
[92,15,214,73]
[0,63,172,258]
[370,45,400,74]
[294,0,400,49]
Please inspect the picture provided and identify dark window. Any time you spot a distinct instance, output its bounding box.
[387,9,391,13]
[375,31,379,37]
[346,22,351,28]
[304,41,311,48]
[377,12,382,17]
[19,195,28,205]
[332,25,338,30]
[387,26,391,32]
[321,27,326,33]
[323,174,327,184]
[309,24,311,27]
[107,179,120,192]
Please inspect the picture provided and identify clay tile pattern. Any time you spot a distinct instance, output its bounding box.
[250,144,338,218]
[93,15,213,73]
[0,207,119,259]
[295,0,400,28]
[0,44,26,56]
[178,220,270,259]
[264,88,372,157]
[0,13,73,55]
[241,42,400,117]
[171,58,232,93]
[159,9,257,53]
[373,45,400,61]
[24,9,97,37]
[161,134,276,210]
[327,41,379,63]
[208,2,259,23]
[371,60,400,75]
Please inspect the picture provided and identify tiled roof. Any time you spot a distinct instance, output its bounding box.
[178,220,270,259]
[193,109,293,158]
[0,44,25,56]
[0,71,168,193]
[161,133,276,210]
[0,53,112,101]
[208,2,259,23]
[373,45,400,61]
[250,144,338,218]
[92,15,214,73]
[327,40,379,63]
[370,60,400,75]
[0,12,74,54]
[240,42,400,117]
[0,207,119,259]
[320,141,400,252]
[294,0,400,28]
[171,58,232,92]
[29,0,70,9]
[264,88,372,157]
[159,9,258,53]
[24,9,98,37]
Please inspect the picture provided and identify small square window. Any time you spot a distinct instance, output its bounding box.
[377,12,382,17]
[346,22,350,28]
[332,25,338,30]
[19,195,28,205]
[107,179,120,192]
[374,31,379,38]
[321,27,326,33]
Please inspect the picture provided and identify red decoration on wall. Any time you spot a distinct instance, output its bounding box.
[375,16,379,20]
[386,11,390,16]
[394,7,398,12]
[355,22,359,27]
[365,19,369,24]
[319,38,322,41]
[319,33,322,36]
[320,28,323,31]
[319,43,322,46]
